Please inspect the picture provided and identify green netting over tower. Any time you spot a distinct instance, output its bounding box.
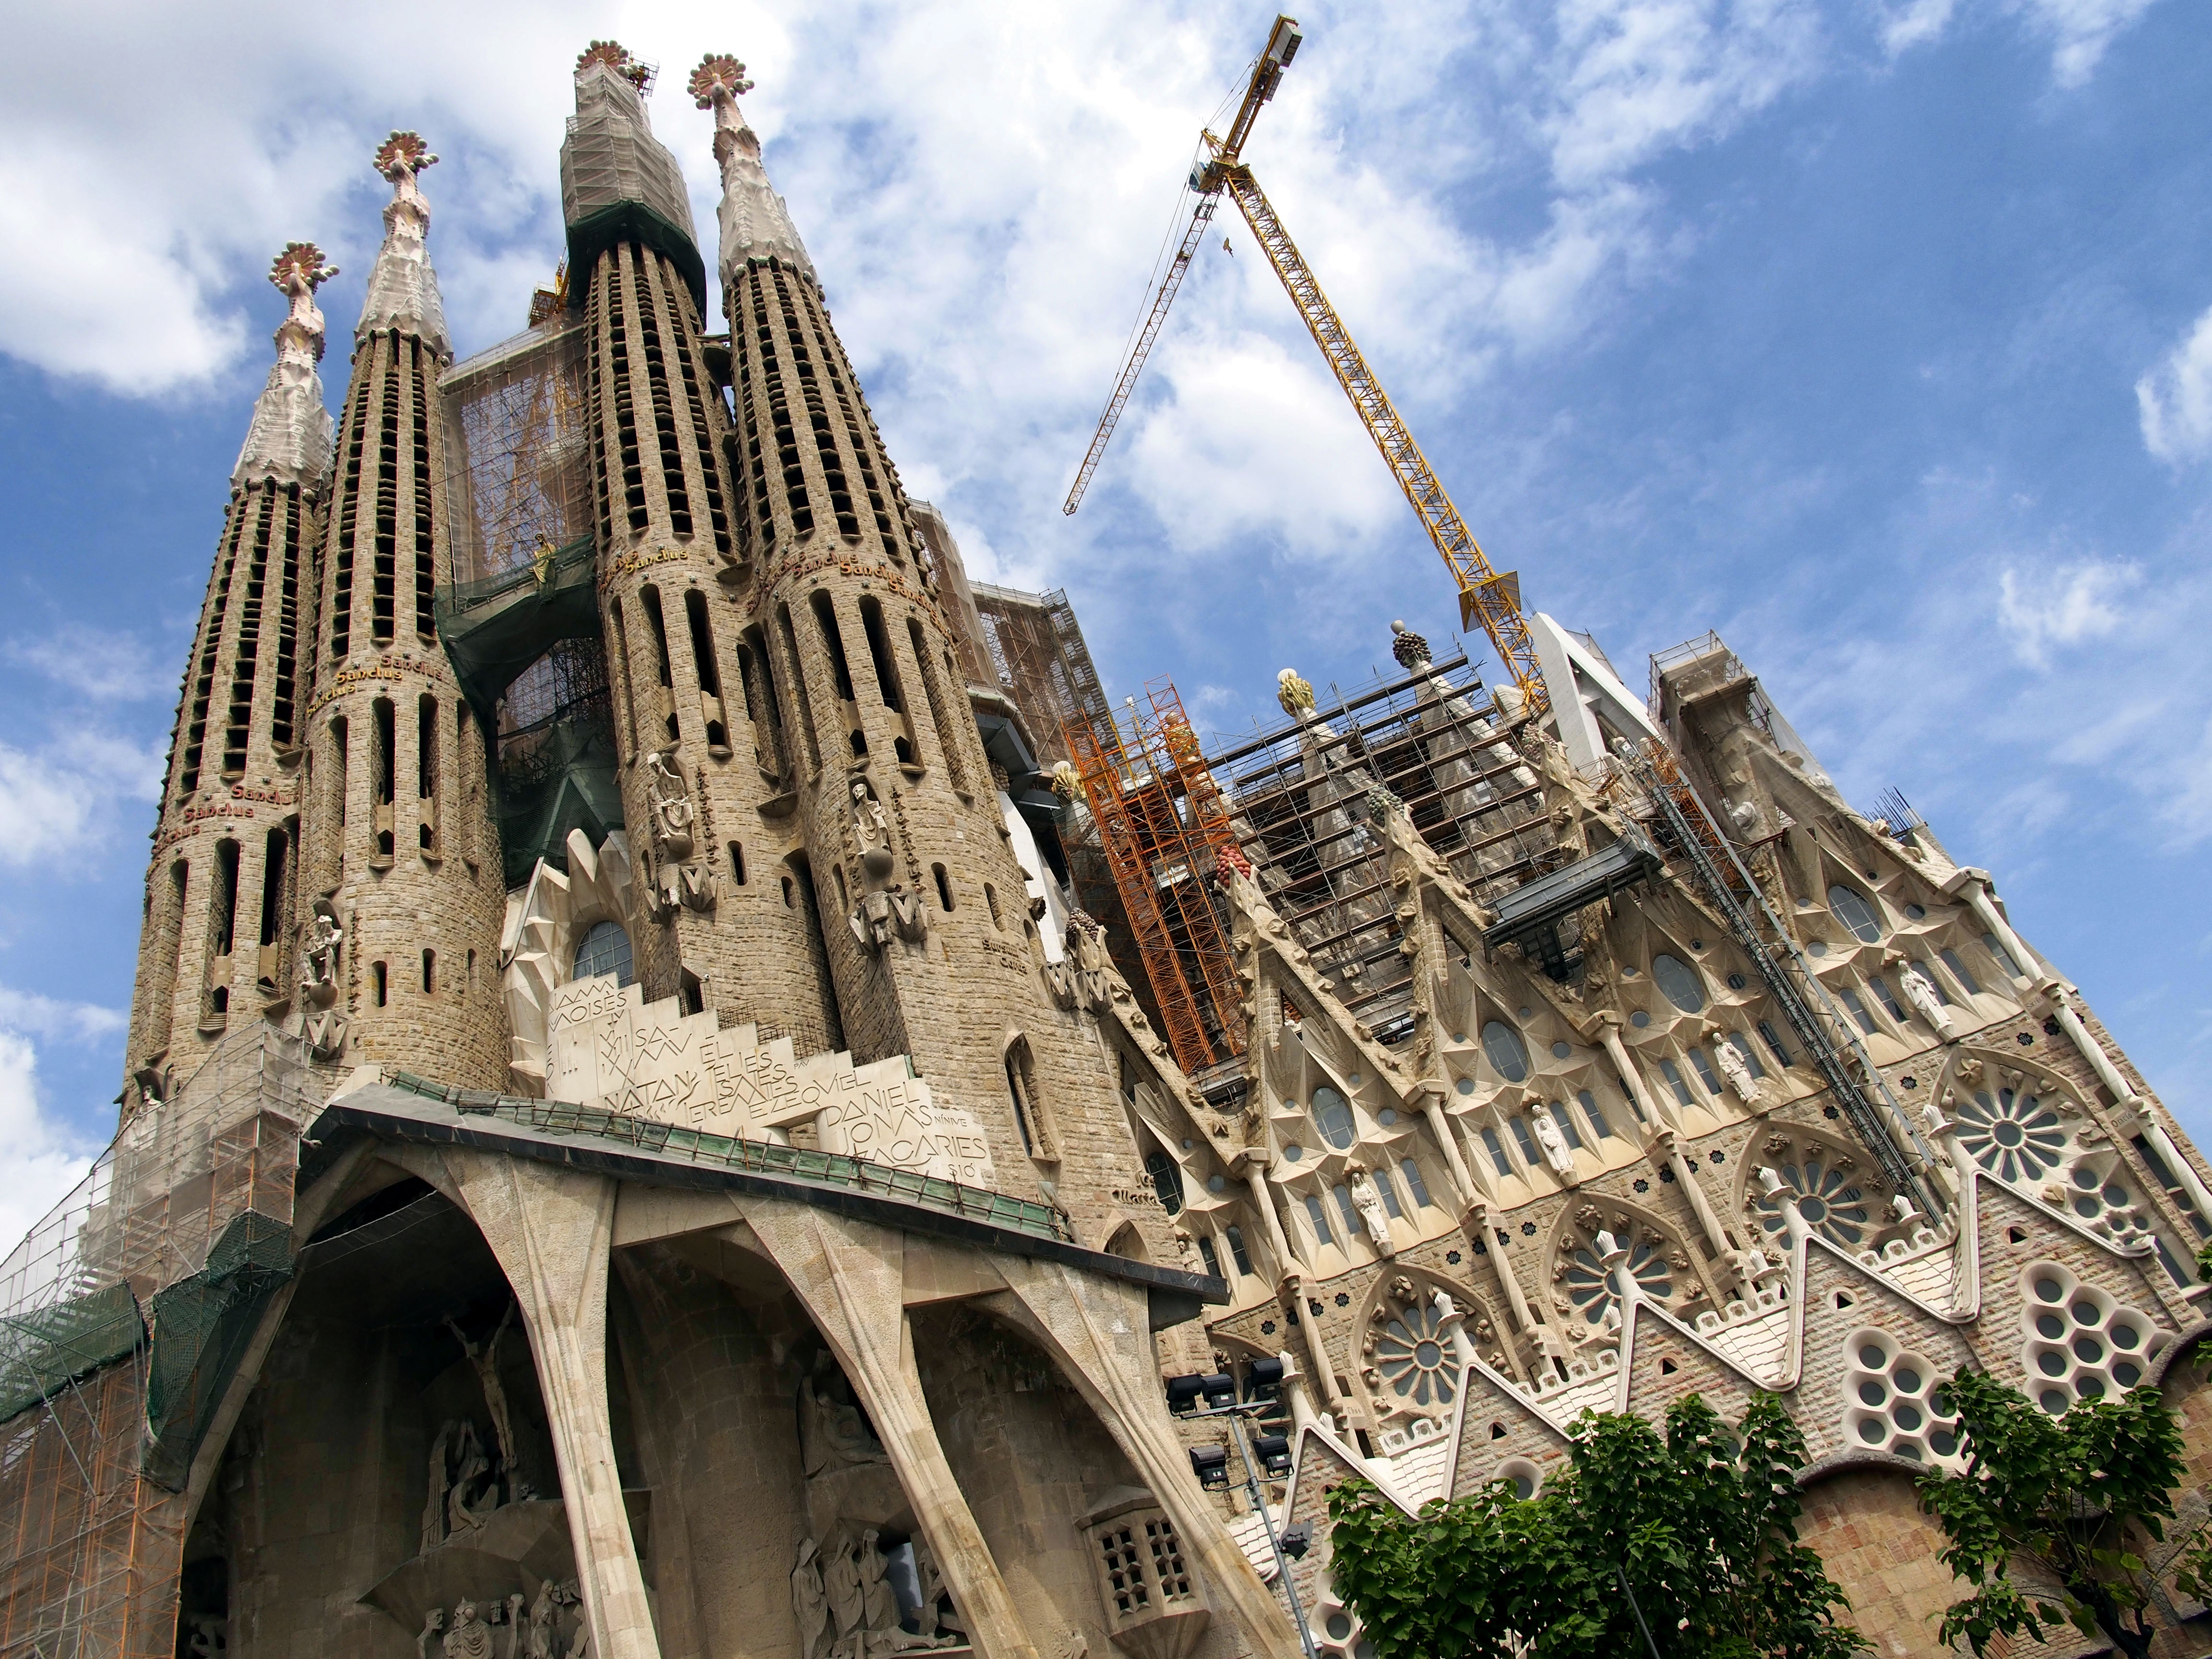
[438,320,623,887]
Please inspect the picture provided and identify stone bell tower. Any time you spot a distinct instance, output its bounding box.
[294,133,507,1084]
[692,54,1177,1240]
[121,244,335,1114]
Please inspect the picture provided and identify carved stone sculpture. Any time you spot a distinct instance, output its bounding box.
[296,898,349,1059]
[417,1610,445,1659]
[445,1302,518,1482]
[858,1528,900,1635]
[1276,668,1315,718]
[445,1600,495,1659]
[851,780,890,854]
[187,1615,227,1659]
[645,749,696,862]
[1531,1109,1577,1178]
[526,1582,559,1659]
[1714,1038,1760,1104]
[793,1539,832,1659]
[445,1419,497,1534]
[801,1353,890,1477]
[1348,1167,1395,1255]
[825,1534,865,1647]
[1895,962,1954,1035]
[420,1419,453,1557]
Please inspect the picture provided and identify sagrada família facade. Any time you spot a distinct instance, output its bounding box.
[0,38,2205,1659]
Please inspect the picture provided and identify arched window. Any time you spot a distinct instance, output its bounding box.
[1828,884,1882,943]
[1311,1086,1356,1148]
[1144,1148,1185,1214]
[1480,1021,1529,1082]
[1651,953,1706,1012]
[575,919,635,987]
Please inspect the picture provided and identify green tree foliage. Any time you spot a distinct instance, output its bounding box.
[1326,1393,1863,1658]
[1916,1368,2200,1659]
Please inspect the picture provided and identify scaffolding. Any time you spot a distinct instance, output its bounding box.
[438,321,621,887]
[1072,652,1568,1077]
[1064,682,1247,1075]
[1207,651,1561,1050]
[0,1027,319,1658]
[971,584,1108,770]
[441,321,592,589]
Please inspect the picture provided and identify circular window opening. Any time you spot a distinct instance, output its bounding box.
[574,919,635,987]
[1827,885,1882,943]
[1481,1022,1530,1082]
[1651,954,1706,1013]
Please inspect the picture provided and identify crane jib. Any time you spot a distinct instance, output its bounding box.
[1062,14,1549,710]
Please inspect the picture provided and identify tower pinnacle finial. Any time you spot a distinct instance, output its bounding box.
[268,241,336,364]
[696,51,816,299]
[356,129,451,359]
[233,242,336,490]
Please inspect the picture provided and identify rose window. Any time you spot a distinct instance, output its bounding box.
[1953,1088,2068,1184]
[1755,1152,1874,1248]
[1563,1238,1672,1325]
[1374,1298,1457,1408]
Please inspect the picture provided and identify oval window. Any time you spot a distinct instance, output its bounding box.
[1651,954,1705,1013]
[1480,1022,1529,1082]
[1312,1086,1356,1149]
[574,919,635,987]
[1828,884,1881,943]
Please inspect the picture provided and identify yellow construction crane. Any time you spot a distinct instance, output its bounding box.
[1064,15,1547,710]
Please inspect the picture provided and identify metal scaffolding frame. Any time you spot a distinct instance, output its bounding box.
[971,583,1107,770]
[1064,681,1246,1075]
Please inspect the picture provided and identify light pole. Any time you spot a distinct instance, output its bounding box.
[1169,1368,1322,1659]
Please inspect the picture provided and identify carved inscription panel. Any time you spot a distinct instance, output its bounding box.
[546,975,996,1187]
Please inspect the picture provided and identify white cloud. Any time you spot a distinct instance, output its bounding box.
[2138,302,2212,465]
[1877,0,1959,53]
[0,988,126,1047]
[0,733,163,871]
[1996,557,2140,667]
[5,626,167,703]
[0,1032,100,1260]
[2009,0,2160,87]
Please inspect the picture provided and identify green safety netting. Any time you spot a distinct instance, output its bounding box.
[565,202,707,316]
[492,697,624,888]
[143,1211,294,1491]
[434,537,625,887]
[0,1283,145,1425]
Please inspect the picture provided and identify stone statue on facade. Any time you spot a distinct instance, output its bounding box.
[858,1528,899,1636]
[525,1581,560,1659]
[416,1609,445,1659]
[645,749,696,862]
[186,1615,227,1658]
[793,1538,832,1659]
[1531,1108,1577,1178]
[420,1419,454,1556]
[445,1600,495,1659]
[824,1535,866,1653]
[1892,959,1954,1035]
[296,898,349,1059]
[446,1418,497,1535]
[800,1352,890,1476]
[1276,669,1315,719]
[445,1302,519,1482]
[851,780,890,854]
[1347,1167,1395,1255]
[1714,1038,1760,1104]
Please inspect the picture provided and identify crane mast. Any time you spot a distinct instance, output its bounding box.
[1064,14,1549,711]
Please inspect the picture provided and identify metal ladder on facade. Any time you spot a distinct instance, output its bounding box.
[1630,748,1944,1218]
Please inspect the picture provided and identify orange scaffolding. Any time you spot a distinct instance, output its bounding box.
[1064,680,1246,1074]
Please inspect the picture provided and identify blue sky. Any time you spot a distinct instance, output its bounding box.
[0,0,2206,1243]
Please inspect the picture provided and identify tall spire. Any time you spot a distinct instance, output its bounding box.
[691,54,817,292]
[561,40,704,312]
[357,131,451,358]
[231,242,337,491]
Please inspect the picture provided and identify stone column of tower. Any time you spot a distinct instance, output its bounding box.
[693,55,1167,1235]
[121,245,336,1116]
[558,43,845,1055]
[295,133,507,1082]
